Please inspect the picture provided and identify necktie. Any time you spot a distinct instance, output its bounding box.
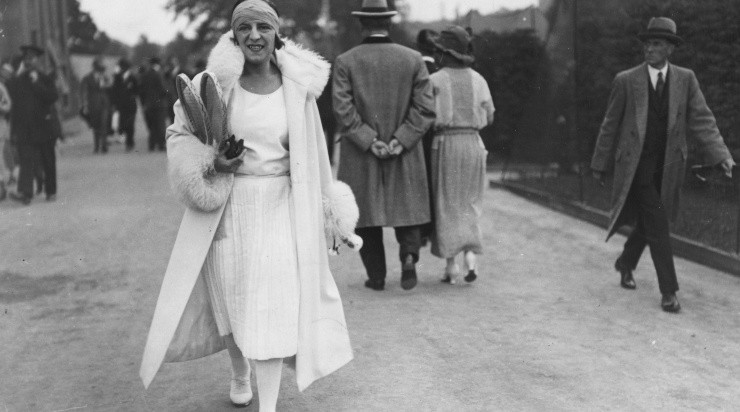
[656,72,664,97]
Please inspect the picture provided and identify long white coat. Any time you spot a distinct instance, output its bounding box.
[140,32,354,392]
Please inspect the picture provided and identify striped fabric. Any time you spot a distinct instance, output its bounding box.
[203,175,299,360]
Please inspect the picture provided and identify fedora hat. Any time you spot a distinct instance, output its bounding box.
[352,0,397,18]
[638,17,683,45]
[19,44,45,57]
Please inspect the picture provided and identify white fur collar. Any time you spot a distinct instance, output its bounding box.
[206,32,330,98]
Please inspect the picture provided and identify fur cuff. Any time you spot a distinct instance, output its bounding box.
[168,139,233,212]
[323,181,363,253]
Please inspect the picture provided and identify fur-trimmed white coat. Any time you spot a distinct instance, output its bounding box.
[140,32,354,392]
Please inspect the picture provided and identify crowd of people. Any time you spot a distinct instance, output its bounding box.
[0,42,208,204]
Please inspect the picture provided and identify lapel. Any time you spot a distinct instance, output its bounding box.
[667,63,683,134]
[283,77,308,184]
[632,63,649,145]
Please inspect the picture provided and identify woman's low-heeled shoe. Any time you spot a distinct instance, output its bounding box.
[464,270,477,283]
[230,377,253,407]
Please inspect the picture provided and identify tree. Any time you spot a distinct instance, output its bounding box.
[67,0,129,56]
[131,35,163,68]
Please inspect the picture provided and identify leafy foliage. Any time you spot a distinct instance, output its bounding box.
[472,29,547,156]
[67,0,128,56]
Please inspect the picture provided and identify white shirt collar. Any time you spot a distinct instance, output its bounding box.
[647,63,668,88]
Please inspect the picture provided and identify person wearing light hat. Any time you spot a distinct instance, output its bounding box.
[334,0,435,292]
[6,44,59,204]
[427,26,493,284]
[591,17,735,313]
[140,0,358,410]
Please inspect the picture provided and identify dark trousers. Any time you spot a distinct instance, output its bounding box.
[144,108,166,151]
[17,141,56,198]
[356,225,422,281]
[119,110,136,149]
[619,180,678,294]
[92,108,110,153]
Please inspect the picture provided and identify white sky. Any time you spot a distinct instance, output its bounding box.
[79,0,539,46]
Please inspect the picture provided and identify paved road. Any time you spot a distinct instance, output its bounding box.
[1,120,740,411]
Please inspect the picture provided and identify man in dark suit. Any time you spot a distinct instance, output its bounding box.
[81,56,112,153]
[110,58,139,152]
[7,45,59,205]
[591,17,735,313]
[333,0,435,291]
[138,57,168,151]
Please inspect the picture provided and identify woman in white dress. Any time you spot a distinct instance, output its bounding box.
[429,26,495,284]
[139,1,359,410]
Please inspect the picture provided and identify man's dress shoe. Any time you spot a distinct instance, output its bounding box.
[661,293,681,313]
[364,279,385,291]
[615,258,636,289]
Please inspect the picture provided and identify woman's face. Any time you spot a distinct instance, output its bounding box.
[234,19,276,67]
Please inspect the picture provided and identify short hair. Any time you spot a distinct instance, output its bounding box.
[359,17,392,31]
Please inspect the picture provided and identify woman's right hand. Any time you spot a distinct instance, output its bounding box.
[214,143,246,173]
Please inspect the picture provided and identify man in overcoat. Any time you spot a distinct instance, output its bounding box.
[591,17,735,313]
[110,58,139,152]
[7,45,59,205]
[81,56,112,153]
[138,57,168,151]
[333,0,435,291]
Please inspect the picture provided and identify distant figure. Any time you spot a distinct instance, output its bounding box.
[333,0,435,291]
[110,58,139,151]
[591,17,735,313]
[0,63,12,200]
[138,57,168,151]
[7,45,59,204]
[192,58,207,78]
[416,28,439,245]
[81,56,112,153]
[429,26,494,284]
[163,56,186,124]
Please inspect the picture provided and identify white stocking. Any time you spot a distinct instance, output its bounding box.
[254,358,283,412]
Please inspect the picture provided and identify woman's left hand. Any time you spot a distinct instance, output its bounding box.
[214,145,246,173]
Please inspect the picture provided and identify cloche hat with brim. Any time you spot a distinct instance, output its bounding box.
[637,17,683,46]
[433,25,475,66]
[352,0,398,18]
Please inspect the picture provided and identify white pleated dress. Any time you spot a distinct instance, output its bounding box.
[203,85,300,360]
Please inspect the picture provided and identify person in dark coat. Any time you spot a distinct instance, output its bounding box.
[110,58,139,151]
[7,45,59,204]
[81,56,112,153]
[333,0,435,291]
[416,28,439,245]
[591,17,735,313]
[163,56,186,124]
[138,57,168,151]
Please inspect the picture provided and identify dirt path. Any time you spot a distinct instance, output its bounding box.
[1,121,739,411]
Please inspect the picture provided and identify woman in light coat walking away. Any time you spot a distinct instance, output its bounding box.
[140,1,360,410]
[429,26,494,284]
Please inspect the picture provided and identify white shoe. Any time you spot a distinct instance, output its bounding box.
[230,376,253,406]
